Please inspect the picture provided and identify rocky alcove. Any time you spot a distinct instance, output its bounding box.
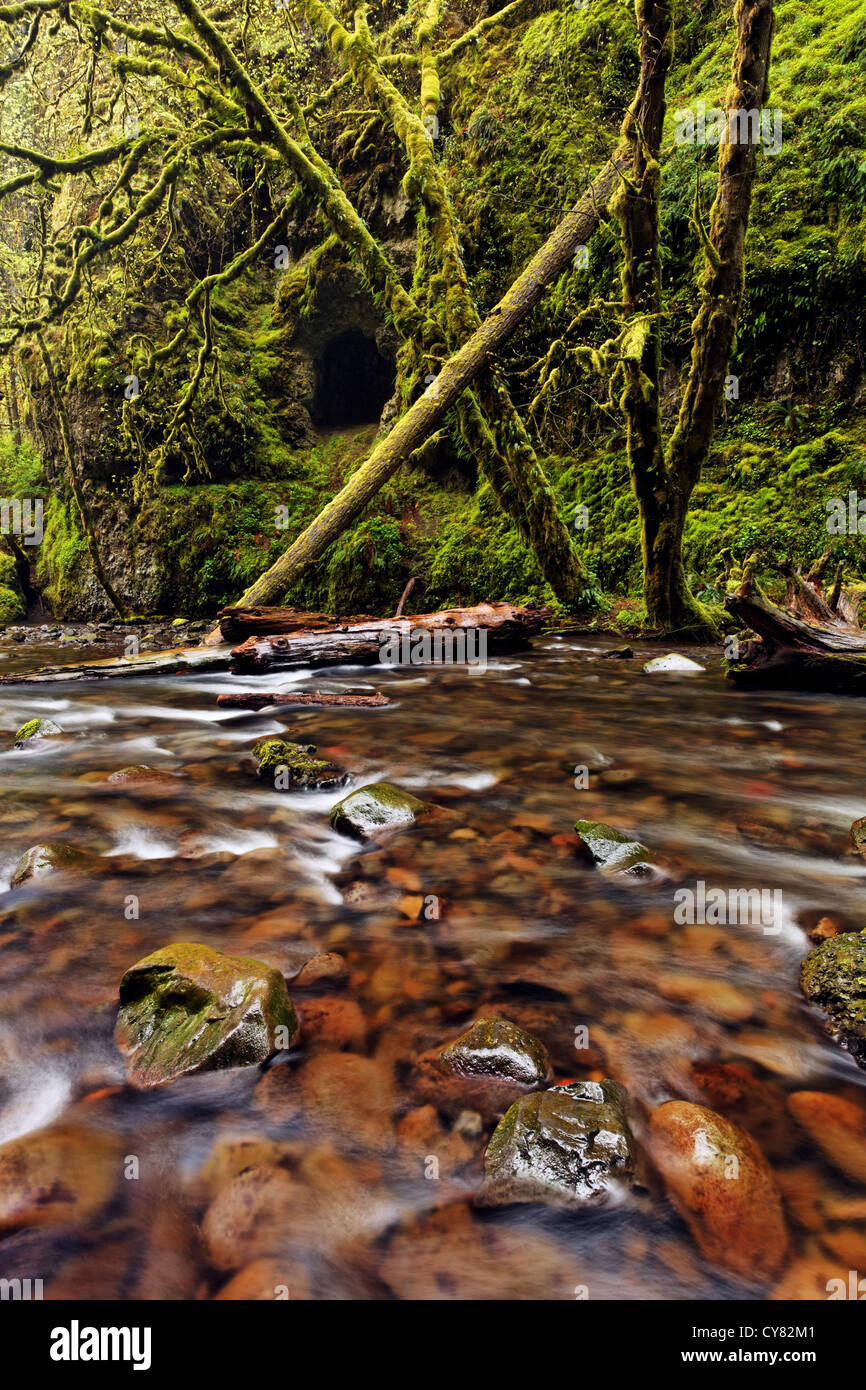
[310,329,395,429]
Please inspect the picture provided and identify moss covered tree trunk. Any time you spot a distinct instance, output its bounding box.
[613,0,775,637]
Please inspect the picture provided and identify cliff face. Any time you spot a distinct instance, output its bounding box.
[2,0,865,621]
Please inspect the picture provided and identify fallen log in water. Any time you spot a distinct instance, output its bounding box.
[229,602,546,674]
[0,645,230,686]
[217,606,375,642]
[725,554,866,692]
[216,691,390,710]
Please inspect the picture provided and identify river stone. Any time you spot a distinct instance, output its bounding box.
[115,943,299,1088]
[330,782,427,840]
[0,1125,121,1233]
[476,1079,636,1209]
[643,653,704,672]
[648,1100,788,1283]
[573,819,662,883]
[849,816,866,859]
[11,842,92,886]
[602,645,634,659]
[800,930,866,1068]
[438,1017,552,1090]
[13,717,62,748]
[787,1090,866,1184]
[253,738,345,790]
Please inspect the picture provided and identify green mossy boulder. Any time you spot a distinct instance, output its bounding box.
[253,738,346,790]
[438,1017,552,1089]
[115,942,299,1089]
[11,842,92,886]
[329,782,428,840]
[477,1079,636,1210]
[800,931,866,1069]
[13,717,63,748]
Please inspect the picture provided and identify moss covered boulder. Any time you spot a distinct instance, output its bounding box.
[253,738,345,791]
[800,931,866,1068]
[477,1079,636,1210]
[115,943,299,1088]
[573,819,663,884]
[10,842,92,886]
[13,717,63,749]
[330,782,428,840]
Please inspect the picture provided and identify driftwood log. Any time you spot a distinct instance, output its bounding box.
[725,552,866,692]
[230,602,547,674]
[216,691,390,710]
[0,645,230,686]
[217,606,375,642]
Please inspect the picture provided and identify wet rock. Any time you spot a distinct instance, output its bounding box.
[293,952,348,988]
[13,718,62,748]
[648,1100,788,1283]
[330,781,428,840]
[573,819,664,884]
[201,1164,296,1270]
[657,973,753,1023]
[380,1201,581,1300]
[687,1060,795,1160]
[299,1052,395,1152]
[115,943,299,1088]
[252,738,345,791]
[477,1079,636,1210]
[438,1017,551,1090]
[787,1090,866,1184]
[643,653,704,672]
[602,645,634,659]
[297,997,367,1051]
[0,1124,121,1233]
[849,816,866,860]
[106,765,182,795]
[10,842,92,887]
[800,930,866,1067]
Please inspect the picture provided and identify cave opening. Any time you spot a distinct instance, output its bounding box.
[311,329,395,428]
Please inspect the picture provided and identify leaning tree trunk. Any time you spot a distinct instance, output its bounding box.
[202,146,630,642]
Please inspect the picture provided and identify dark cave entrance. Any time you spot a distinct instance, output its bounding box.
[311,329,395,428]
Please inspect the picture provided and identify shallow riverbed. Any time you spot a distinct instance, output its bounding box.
[0,629,863,1300]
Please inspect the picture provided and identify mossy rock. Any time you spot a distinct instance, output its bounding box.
[800,931,866,1069]
[252,738,346,790]
[115,942,299,1089]
[329,781,428,840]
[573,819,663,883]
[477,1079,636,1210]
[14,717,62,749]
[438,1017,552,1089]
[11,842,92,886]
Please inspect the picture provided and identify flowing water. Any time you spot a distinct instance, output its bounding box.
[0,630,864,1300]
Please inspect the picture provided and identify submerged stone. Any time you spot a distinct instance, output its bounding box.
[800,930,866,1068]
[849,816,866,860]
[477,1079,636,1209]
[115,942,299,1088]
[602,645,634,659]
[13,717,62,748]
[253,738,345,790]
[11,842,92,886]
[573,819,662,883]
[643,653,704,673]
[330,781,427,840]
[438,1017,551,1090]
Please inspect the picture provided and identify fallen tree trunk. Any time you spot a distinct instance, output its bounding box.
[218,606,374,642]
[0,645,229,686]
[201,146,630,644]
[230,601,546,673]
[216,691,390,709]
[725,556,866,692]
